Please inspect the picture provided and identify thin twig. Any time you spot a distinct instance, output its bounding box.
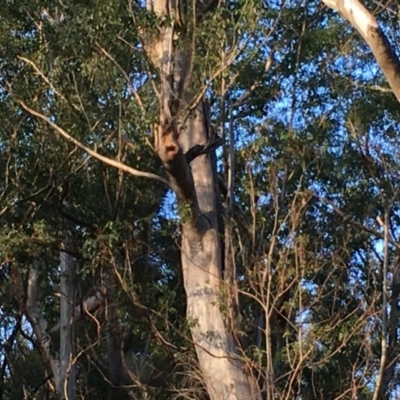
[317,195,400,249]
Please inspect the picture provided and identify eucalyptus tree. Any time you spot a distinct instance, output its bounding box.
[2,0,400,399]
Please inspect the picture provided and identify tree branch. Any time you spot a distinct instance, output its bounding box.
[322,0,400,103]
[48,287,106,334]
[18,101,170,186]
[317,195,400,249]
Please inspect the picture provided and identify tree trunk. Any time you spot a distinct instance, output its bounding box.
[144,1,260,398]
[181,111,258,399]
[59,239,76,400]
[18,253,78,399]
[24,261,61,397]
[379,254,400,398]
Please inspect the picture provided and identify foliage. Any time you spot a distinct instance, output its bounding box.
[1,0,400,399]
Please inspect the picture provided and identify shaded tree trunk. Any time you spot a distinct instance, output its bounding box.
[24,261,61,397]
[21,243,77,400]
[379,254,400,398]
[59,238,76,400]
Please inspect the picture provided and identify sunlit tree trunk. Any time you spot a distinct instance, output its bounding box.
[322,0,400,102]
[143,1,260,398]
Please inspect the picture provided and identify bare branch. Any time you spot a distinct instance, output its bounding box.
[18,101,170,186]
[96,44,145,112]
[48,287,106,334]
[317,195,400,249]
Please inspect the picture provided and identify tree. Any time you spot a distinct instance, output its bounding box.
[2,0,400,399]
[322,1,400,398]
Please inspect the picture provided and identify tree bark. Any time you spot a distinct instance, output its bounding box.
[379,255,400,398]
[59,239,76,400]
[322,0,400,103]
[180,110,257,399]
[24,261,61,396]
[144,1,260,398]
[322,1,400,395]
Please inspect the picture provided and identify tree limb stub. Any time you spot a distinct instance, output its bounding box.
[156,121,205,227]
[322,0,400,103]
[184,135,223,164]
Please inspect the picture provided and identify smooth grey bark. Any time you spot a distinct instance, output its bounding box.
[25,261,61,396]
[144,1,260,398]
[23,259,104,399]
[59,239,76,400]
[322,0,400,103]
